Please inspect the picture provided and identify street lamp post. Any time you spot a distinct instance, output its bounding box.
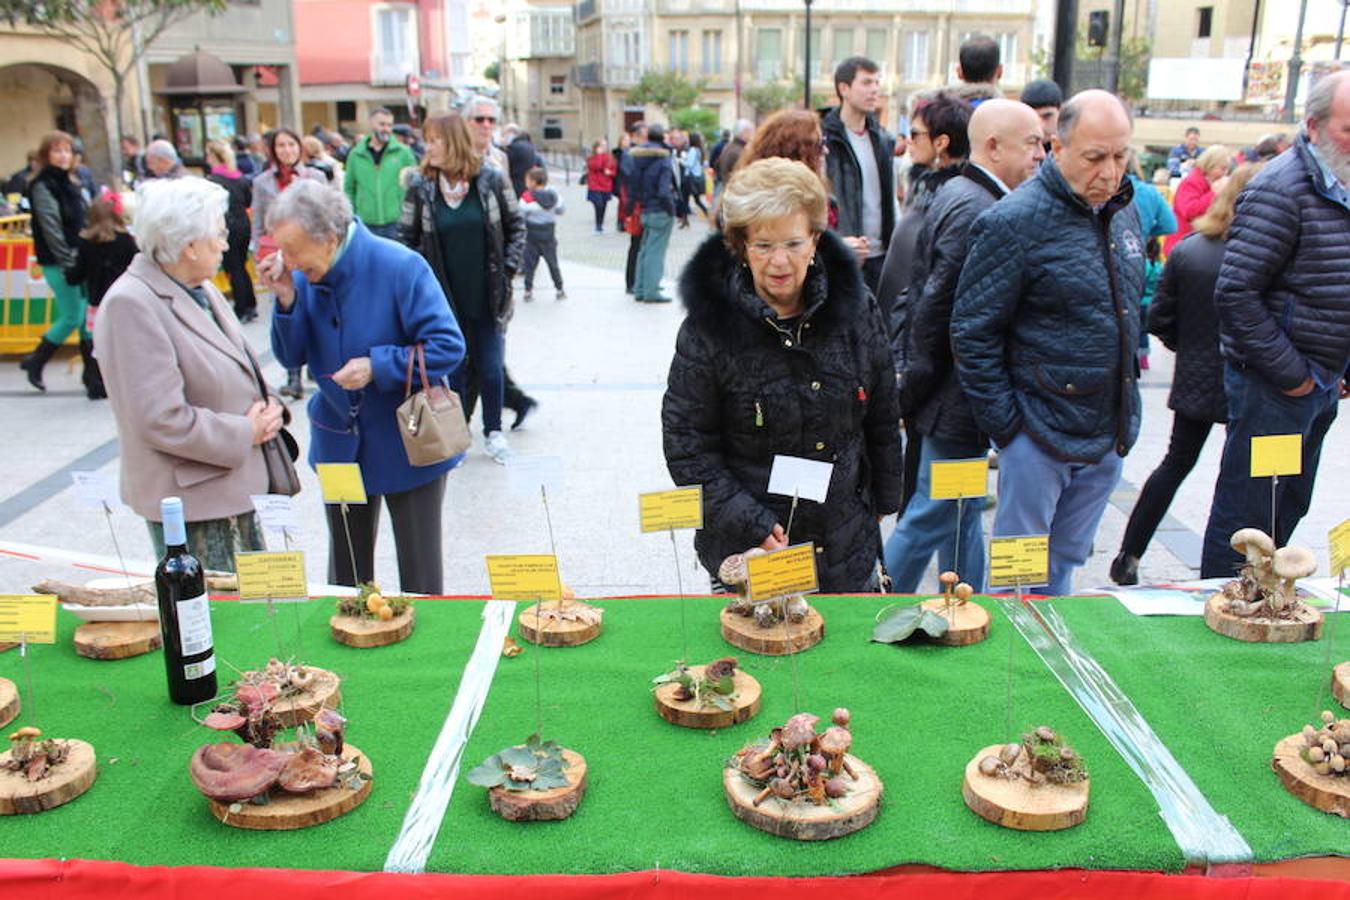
[1284,0,1310,123]
[1336,0,1348,61]
[803,0,813,110]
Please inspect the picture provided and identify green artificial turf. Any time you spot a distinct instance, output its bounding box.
[0,598,482,871]
[1052,597,1350,864]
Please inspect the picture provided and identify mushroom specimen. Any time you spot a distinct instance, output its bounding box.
[733,708,859,807]
[718,547,814,629]
[1220,529,1318,620]
[188,743,292,802]
[277,747,339,793]
[1271,546,1317,615]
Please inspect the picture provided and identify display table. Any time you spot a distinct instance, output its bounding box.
[1,594,1346,894]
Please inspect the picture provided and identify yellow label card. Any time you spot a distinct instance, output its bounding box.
[234,551,308,601]
[1250,434,1302,478]
[316,463,367,504]
[746,543,819,603]
[639,486,704,533]
[929,458,990,500]
[0,595,57,644]
[988,536,1050,588]
[1330,519,1350,576]
[486,555,562,602]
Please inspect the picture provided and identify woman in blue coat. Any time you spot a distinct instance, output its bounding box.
[261,179,465,594]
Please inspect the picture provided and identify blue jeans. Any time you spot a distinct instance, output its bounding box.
[1199,363,1339,578]
[883,436,987,592]
[993,431,1123,597]
[456,314,505,435]
[634,210,673,299]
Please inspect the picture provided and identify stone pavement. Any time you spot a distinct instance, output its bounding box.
[0,171,1345,599]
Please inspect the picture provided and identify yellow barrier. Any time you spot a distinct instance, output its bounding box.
[0,233,73,355]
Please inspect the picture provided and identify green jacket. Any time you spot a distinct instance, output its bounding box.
[343,136,417,227]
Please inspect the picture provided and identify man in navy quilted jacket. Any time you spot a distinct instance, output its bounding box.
[951,90,1144,597]
[1200,71,1350,578]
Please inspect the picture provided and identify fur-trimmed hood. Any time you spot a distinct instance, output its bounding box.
[678,229,868,332]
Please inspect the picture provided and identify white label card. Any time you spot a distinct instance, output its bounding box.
[767,455,833,504]
[251,494,301,542]
[70,471,124,511]
[507,455,566,497]
[176,593,214,656]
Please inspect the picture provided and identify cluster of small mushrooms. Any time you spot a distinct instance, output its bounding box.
[191,705,350,803]
[976,726,1088,786]
[719,548,810,628]
[5,726,67,781]
[1300,711,1350,778]
[733,708,856,806]
[1221,528,1317,619]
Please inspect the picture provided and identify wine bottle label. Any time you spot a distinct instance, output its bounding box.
[183,654,216,681]
[177,592,214,656]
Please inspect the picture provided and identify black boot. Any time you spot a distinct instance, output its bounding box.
[1109,552,1140,586]
[79,339,106,400]
[279,367,305,400]
[19,338,59,392]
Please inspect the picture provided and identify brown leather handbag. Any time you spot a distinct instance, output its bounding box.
[397,344,471,466]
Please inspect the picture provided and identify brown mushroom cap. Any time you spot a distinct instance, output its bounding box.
[1230,528,1274,557]
[276,747,339,793]
[818,726,852,756]
[188,743,291,802]
[1272,545,1317,580]
[9,727,42,741]
[939,571,959,588]
[781,713,820,751]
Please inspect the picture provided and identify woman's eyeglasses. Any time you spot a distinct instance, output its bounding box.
[746,237,813,258]
[471,116,497,124]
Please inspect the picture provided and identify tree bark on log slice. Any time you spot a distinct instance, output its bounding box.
[0,739,97,815]
[1333,662,1350,710]
[73,621,163,660]
[1204,594,1322,643]
[33,578,156,607]
[0,678,18,729]
[269,668,342,728]
[654,667,762,729]
[723,753,882,841]
[961,744,1089,831]
[518,601,602,648]
[487,748,587,821]
[919,599,991,646]
[720,608,824,656]
[207,743,373,830]
[330,608,415,648]
[1271,733,1350,818]
[1,643,18,653]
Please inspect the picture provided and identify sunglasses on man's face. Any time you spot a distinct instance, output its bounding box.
[472,116,497,124]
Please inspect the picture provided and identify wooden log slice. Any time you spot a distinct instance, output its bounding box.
[330,608,415,649]
[0,678,18,729]
[487,748,587,821]
[723,753,882,841]
[1271,733,1350,818]
[654,667,762,730]
[269,668,342,728]
[0,643,17,654]
[919,599,991,646]
[0,739,97,815]
[1204,593,1322,643]
[73,620,163,660]
[720,608,825,656]
[208,743,373,830]
[518,601,602,648]
[961,744,1089,831]
[1333,662,1350,710]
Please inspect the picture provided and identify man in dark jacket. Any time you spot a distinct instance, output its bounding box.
[883,99,1045,592]
[952,90,1145,597]
[1200,71,1350,577]
[822,56,897,293]
[505,128,541,197]
[630,123,678,302]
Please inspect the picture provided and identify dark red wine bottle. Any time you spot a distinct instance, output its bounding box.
[154,496,218,705]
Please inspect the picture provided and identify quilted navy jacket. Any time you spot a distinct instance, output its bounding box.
[1214,134,1350,391]
[951,156,1146,463]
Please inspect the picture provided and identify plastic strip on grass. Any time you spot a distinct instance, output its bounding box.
[997,597,1252,867]
[385,599,517,873]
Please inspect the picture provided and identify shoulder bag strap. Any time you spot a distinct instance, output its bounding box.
[404,342,418,400]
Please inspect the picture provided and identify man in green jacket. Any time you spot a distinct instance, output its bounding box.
[344,107,417,239]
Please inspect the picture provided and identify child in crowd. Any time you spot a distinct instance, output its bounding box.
[65,195,136,400]
[519,165,565,302]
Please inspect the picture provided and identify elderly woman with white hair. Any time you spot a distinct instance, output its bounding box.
[261,179,465,594]
[94,178,285,570]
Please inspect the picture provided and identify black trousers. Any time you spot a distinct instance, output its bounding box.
[522,226,563,290]
[625,233,641,293]
[223,231,256,317]
[899,419,923,516]
[1119,412,1215,559]
[325,474,447,594]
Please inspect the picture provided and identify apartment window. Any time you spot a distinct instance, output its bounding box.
[550,74,566,95]
[831,28,853,65]
[997,32,1017,68]
[701,29,722,75]
[756,27,782,81]
[669,29,689,73]
[865,29,887,68]
[903,31,929,83]
[1196,7,1213,38]
[803,26,822,74]
[373,4,418,83]
[542,117,563,141]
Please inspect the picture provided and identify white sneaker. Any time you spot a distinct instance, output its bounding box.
[484,430,512,465]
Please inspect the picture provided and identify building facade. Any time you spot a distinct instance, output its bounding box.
[500,0,581,149]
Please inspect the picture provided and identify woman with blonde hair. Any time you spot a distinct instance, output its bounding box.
[205,139,257,321]
[1111,163,1265,585]
[399,112,523,464]
[662,158,901,592]
[1164,143,1230,255]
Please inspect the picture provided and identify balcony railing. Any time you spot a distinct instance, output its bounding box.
[573,61,603,86]
[572,62,642,88]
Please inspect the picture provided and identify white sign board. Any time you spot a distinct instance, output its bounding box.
[1147,58,1246,102]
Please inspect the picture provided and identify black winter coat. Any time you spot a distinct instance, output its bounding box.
[1147,232,1228,424]
[27,166,86,268]
[67,231,138,308]
[951,155,1145,463]
[822,107,896,250]
[630,142,677,215]
[206,171,253,245]
[506,136,540,197]
[1215,133,1350,390]
[903,164,1004,445]
[662,231,902,592]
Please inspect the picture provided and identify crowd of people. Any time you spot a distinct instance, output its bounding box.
[6,37,1347,599]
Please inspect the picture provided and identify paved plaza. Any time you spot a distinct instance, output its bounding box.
[0,172,1345,597]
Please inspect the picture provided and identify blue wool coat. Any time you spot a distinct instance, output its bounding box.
[271,221,466,496]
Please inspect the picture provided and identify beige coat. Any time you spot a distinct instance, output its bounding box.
[94,253,268,522]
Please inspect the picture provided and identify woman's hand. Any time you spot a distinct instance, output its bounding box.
[247,398,285,445]
[257,251,295,309]
[759,523,788,552]
[842,236,870,264]
[332,356,373,390]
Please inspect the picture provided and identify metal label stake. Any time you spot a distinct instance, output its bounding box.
[953,493,965,581]
[20,632,35,725]
[339,502,360,586]
[669,527,688,664]
[283,530,305,659]
[540,486,561,607]
[1270,474,1279,544]
[1005,578,1023,741]
[532,594,544,736]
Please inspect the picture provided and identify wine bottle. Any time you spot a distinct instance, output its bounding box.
[154,496,218,705]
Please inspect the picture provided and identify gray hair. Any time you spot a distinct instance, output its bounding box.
[145,139,179,163]
[1057,89,1133,143]
[1306,70,1349,129]
[734,118,754,139]
[135,178,228,265]
[265,178,353,240]
[463,94,499,116]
